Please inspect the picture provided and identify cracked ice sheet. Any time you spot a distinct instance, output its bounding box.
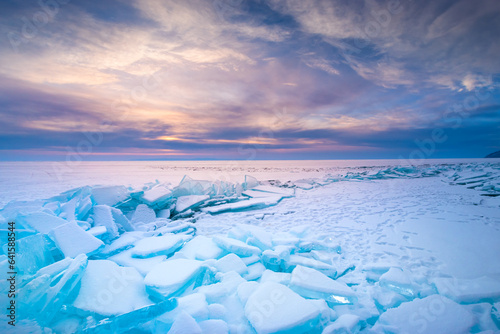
[194,176,500,283]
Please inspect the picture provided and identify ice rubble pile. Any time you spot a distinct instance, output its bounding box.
[281,162,500,197]
[1,166,500,333]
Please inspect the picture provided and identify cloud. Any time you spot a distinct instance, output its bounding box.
[0,0,499,160]
[269,0,500,91]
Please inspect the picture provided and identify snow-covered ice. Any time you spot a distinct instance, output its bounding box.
[73,260,152,316]
[131,233,189,258]
[373,294,474,333]
[244,281,323,333]
[144,259,205,299]
[1,159,499,333]
[290,265,356,305]
[49,221,104,258]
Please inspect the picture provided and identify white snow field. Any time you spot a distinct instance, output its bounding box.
[0,159,499,333]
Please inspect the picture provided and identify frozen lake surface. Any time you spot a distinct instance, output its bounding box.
[1,159,499,333]
[0,159,494,207]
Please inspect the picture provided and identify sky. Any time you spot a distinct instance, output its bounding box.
[0,0,499,161]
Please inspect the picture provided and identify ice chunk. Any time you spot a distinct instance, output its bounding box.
[59,196,78,221]
[170,209,192,220]
[42,289,85,328]
[196,271,246,303]
[492,302,500,328]
[322,314,360,334]
[43,201,61,216]
[261,245,291,271]
[135,217,171,233]
[214,254,248,275]
[362,262,393,273]
[243,175,259,190]
[199,319,229,334]
[110,207,134,231]
[373,287,407,310]
[229,224,273,251]
[208,303,227,319]
[76,195,93,220]
[131,204,156,228]
[141,185,172,208]
[1,204,42,229]
[167,311,202,334]
[109,249,166,276]
[363,262,394,281]
[240,254,260,266]
[158,208,171,219]
[245,282,322,334]
[374,295,474,334]
[290,265,356,305]
[73,260,152,316]
[2,234,54,275]
[176,293,209,320]
[131,233,189,258]
[463,302,497,333]
[432,276,500,303]
[91,186,129,206]
[51,317,80,334]
[298,239,341,254]
[151,221,195,236]
[175,195,209,213]
[155,293,209,331]
[379,267,414,297]
[237,281,260,304]
[101,231,144,256]
[244,262,266,281]
[144,259,205,299]
[92,205,119,239]
[23,257,73,287]
[87,225,107,237]
[176,235,224,261]
[202,196,282,214]
[18,254,88,325]
[213,236,261,257]
[17,211,67,234]
[260,270,291,285]
[284,255,337,278]
[76,219,91,231]
[82,299,176,334]
[49,221,104,258]
[174,176,215,197]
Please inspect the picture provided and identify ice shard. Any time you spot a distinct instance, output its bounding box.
[49,221,104,258]
[289,265,356,305]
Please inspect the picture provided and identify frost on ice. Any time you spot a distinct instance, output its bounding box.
[1,163,500,333]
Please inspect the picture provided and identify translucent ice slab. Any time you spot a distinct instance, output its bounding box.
[49,221,104,258]
[245,282,323,334]
[144,259,205,299]
[73,260,152,316]
[131,233,190,258]
[2,233,54,275]
[289,265,356,305]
